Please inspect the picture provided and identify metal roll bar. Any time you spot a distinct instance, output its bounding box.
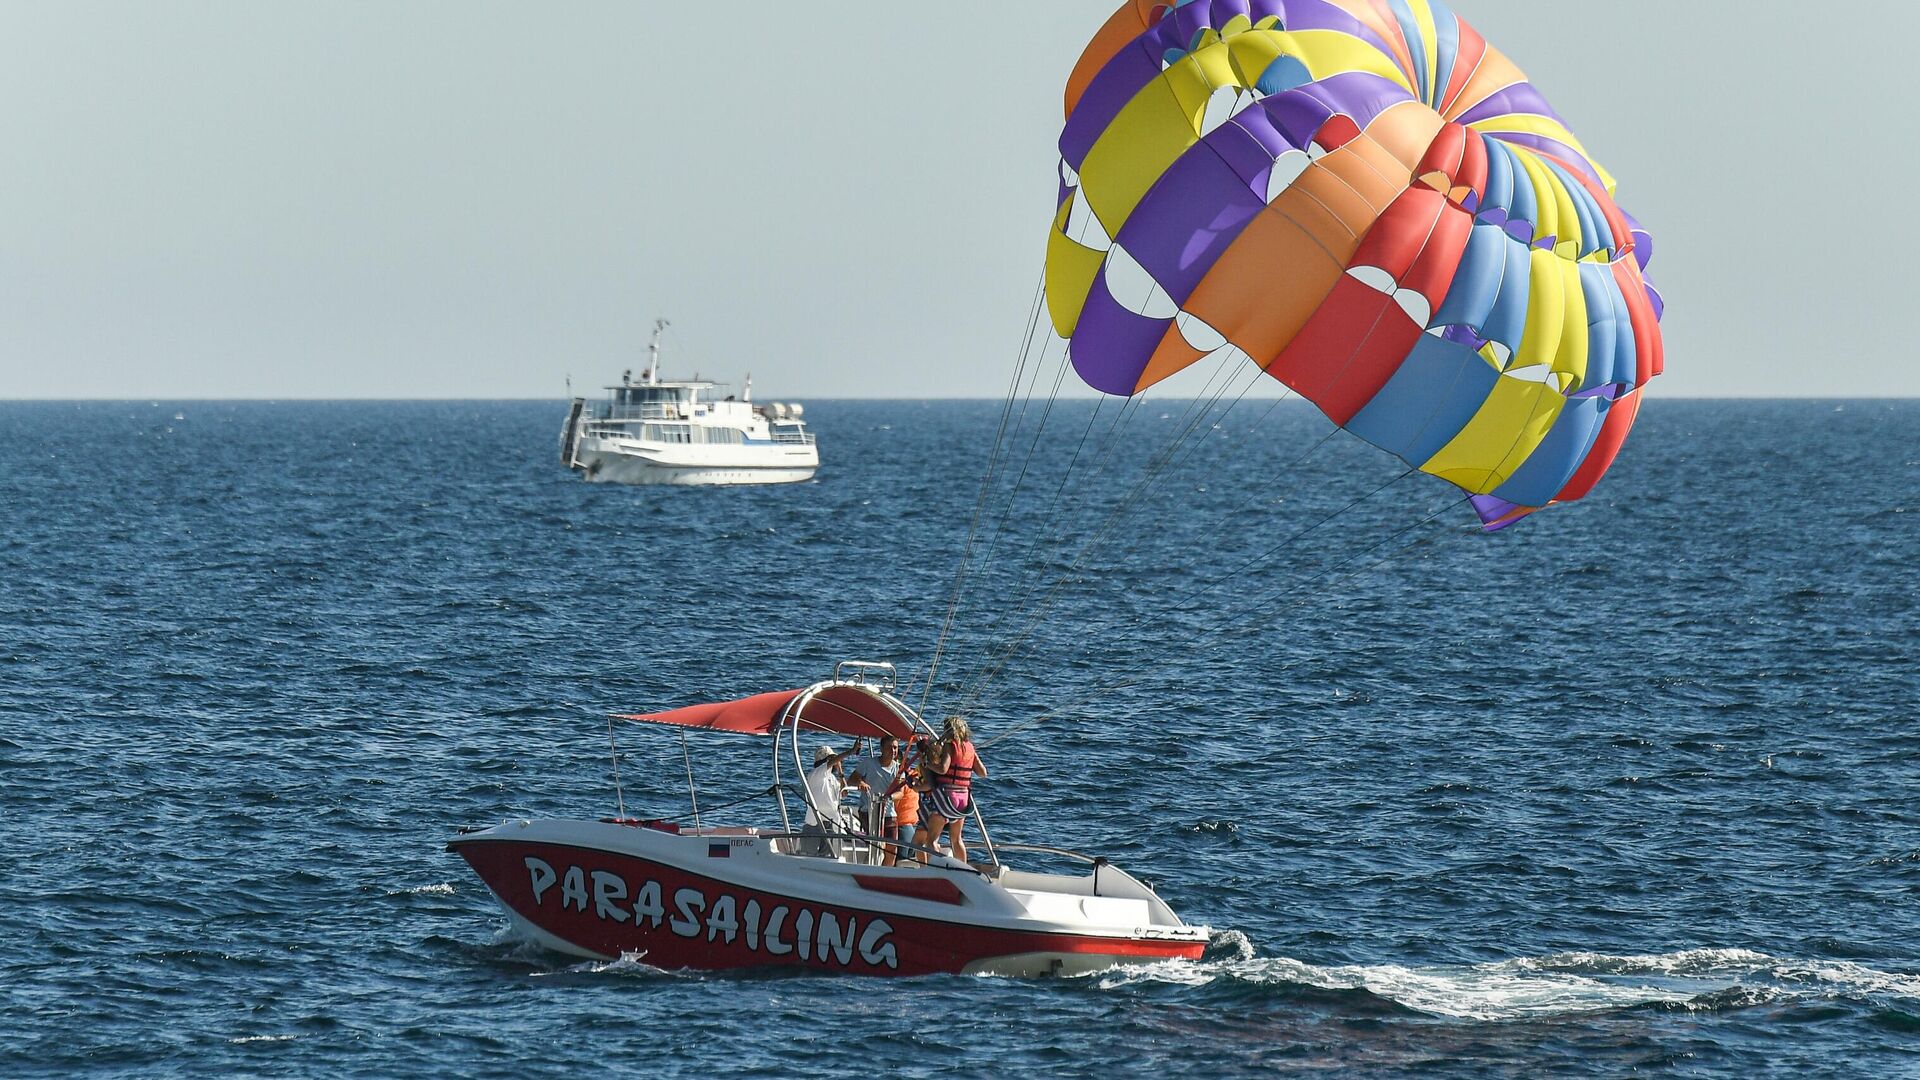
[777,668,998,869]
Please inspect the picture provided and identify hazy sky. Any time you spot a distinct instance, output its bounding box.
[2,1,1911,399]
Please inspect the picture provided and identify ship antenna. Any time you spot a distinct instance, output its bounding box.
[744,372,753,403]
[646,317,669,385]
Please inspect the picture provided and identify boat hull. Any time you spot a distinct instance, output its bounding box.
[450,833,1207,978]
[576,447,816,486]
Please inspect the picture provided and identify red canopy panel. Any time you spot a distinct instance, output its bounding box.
[616,684,914,741]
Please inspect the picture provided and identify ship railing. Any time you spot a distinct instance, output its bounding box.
[593,403,684,421]
[576,424,639,442]
[769,430,816,445]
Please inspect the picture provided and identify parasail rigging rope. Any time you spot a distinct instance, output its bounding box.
[949,353,1270,713]
[930,265,1491,725]
[949,351,1292,685]
[918,271,1048,710]
[966,332,1076,603]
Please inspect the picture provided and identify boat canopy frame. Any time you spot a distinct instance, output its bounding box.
[770,662,997,869]
[609,661,997,868]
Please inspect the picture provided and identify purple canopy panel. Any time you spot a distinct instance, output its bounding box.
[1270,0,1400,60]
[1469,494,1537,532]
[1112,113,1298,302]
[1454,84,1561,129]
[1263,72,1416,148]
[1624,209,1655,271]
[1060,31,1166,168]
[1069,270,1175,396]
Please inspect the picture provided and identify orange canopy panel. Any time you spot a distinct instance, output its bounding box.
[616,685,915,741]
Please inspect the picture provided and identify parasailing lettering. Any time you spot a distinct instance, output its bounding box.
[522,856,898,970]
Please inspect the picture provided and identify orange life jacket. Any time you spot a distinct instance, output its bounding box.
[938,740,977,792]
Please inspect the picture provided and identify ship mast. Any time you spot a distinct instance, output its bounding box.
[645,318,669,386]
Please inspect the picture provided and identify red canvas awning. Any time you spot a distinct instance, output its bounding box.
[615,684,914,741]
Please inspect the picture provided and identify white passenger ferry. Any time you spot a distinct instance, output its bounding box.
[560,320,819,485]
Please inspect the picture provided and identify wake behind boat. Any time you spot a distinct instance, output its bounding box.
[559,319,819,486]
[448,662,1208,977]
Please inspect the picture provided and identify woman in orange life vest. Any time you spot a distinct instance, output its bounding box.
[920,716,987,865]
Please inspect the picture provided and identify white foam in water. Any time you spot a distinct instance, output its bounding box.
[1517,948,1920,997]
[1090,944,1920,1020]
[564,950,693,980]
[1512,947,1775,976]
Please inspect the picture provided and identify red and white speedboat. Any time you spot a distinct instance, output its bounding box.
[449,662,1209,977]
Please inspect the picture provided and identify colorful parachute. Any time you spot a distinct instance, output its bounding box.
[1046,0,1664,530]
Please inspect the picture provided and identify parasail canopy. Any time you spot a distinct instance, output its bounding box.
[616,684,916,741]
[1046,0,1664,530]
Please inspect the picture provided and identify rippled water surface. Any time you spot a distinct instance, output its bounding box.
[2,399,1916,1077]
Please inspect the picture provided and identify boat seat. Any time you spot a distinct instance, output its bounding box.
[1007,889,1151,928]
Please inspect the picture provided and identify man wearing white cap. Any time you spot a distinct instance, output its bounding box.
[799,745,848,857]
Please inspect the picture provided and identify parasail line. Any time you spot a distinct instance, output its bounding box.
[921,281,1044,702]
[938,388,1145,690]
[933,332,1071,700]
[953,355,1261,712]
[968,333,1075,610]
[956,370,1232,687]
[930,385,1111,702]
[919,270,1047,709]
[960,360,1254,691]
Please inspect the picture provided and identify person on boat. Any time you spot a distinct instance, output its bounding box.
[849,735,900,843]
[886,739,929,867]
[920,717,987,865]
[800,745,848,857]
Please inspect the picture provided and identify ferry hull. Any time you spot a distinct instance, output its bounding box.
[451,836,1206,978]
[576,449,817,486]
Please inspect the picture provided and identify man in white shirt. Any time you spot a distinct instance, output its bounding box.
[848,736,900,840]
[800,745,848,856]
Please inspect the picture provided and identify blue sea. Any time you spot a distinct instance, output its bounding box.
[1,398,1916,1077]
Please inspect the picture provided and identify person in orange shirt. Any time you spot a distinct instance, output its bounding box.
[886,738,929,867]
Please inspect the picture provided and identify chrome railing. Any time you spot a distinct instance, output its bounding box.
[833,660,898,690]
